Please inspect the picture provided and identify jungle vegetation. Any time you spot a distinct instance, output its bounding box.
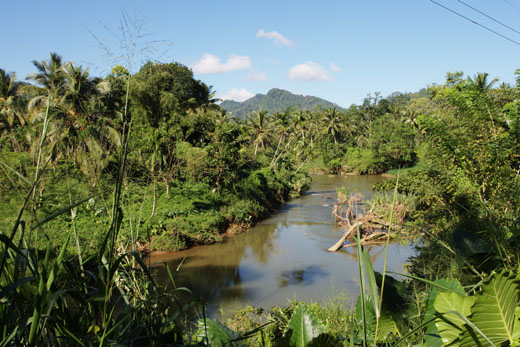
[0,53,519,345]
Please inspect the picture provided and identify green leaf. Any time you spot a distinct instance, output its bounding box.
[356,295,375,335]
[361,248,380,319]
[459,270,520,346]
[308,333,340,347]
[513,306,520,342]
[47,230,72,291]
[31,195,96,230]
[355,295,399,343]
[288,302,324,347]
[0,161,31,186]
[433,291,475,345]
[0,276,37,300]
[424,278,465,347]
[196,318,241,346]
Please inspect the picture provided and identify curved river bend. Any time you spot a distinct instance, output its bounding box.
[152,175,415,317]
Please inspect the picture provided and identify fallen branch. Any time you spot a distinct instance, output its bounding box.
[342,240,388,248]
[342,231,389,248]
[328,221,365,252]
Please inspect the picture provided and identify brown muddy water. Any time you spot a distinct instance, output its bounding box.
[151,175,416,318]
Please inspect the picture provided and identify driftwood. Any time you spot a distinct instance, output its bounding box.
[342,240,387,248]
[328,194,405,252]
[327,221,365,252]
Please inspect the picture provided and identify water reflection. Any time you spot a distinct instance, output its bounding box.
[153,175,415,317]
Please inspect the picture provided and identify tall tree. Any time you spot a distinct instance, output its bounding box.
[131,61,210,127]
[321,108,342,144]
[246,110,272,158]
[0,69,25,150]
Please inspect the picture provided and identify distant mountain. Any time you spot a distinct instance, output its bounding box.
[220,88,346,118]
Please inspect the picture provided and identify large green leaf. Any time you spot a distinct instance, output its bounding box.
[376,311,400,342]
[361,248,380,319]
[308,333,340,347]
[355,295,399,343]
[288,302,324,347]
[195,318,241,346]
[459,271,520,346]
[433,291,475,345]
[514,306,520,343]
[356,294,375,342]
[424,278,465,347]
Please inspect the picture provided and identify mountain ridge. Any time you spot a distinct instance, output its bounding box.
[220,88,346,118]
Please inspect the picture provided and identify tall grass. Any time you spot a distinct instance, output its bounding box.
[0,71,195,346]
[352,170,402,346]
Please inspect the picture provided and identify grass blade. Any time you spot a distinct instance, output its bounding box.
[361,248,380,320]
[31,195,96,230]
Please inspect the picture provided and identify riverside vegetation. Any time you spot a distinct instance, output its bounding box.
[0,53,519,345]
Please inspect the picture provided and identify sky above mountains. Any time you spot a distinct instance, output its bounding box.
[2,0,520,107]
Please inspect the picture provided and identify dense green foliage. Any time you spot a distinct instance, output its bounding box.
[220,88,346,119]
[0,54,312,255]
[1,50,520,345]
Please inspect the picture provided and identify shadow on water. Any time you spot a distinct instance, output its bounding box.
[279,265,328,287]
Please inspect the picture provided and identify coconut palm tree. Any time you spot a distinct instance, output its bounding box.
[25,52,66,104]
[0,69,26,150]
[23,54,118,183]
[60,62,103,118]
[246,110,272,157]
[321,108,342,143]
[272,111,292,143]
[469,72,498,93]
[291,110,309,142]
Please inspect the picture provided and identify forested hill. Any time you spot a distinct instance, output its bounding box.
[220,88,346,118]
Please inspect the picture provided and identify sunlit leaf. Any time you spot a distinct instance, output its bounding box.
[288,302,324,347]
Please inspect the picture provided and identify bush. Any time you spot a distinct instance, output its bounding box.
[344,147,382,174]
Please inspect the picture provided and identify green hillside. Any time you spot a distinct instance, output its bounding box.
[220,88,346,118]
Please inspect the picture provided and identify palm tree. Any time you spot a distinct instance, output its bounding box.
[0,69,25,150]
[60,62,103,119]
[469,72,498,93]
[321,108,342,143]
[272,111,292,143]
[246,110,272,158]
[23,54,118,183]
[26,52,66,98]
[291,110,309,141]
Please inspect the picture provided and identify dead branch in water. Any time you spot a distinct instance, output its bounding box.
[328,194,407,252]
[327,221,365,252]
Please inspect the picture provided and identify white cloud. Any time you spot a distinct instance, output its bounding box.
[330,62,342,72]
[192,53,251,74]
[256,29,293,47]
[244,71,268,81]
[220,88,255,102]
[289,61,332,82]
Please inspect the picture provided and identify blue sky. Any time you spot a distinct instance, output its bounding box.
[2,0,520,107]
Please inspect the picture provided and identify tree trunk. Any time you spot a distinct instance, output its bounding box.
[328,221,365,252]
[151,179,157,218]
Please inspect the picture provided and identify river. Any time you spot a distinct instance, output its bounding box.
[151,174,415,318]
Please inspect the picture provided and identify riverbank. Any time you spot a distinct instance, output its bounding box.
[132,167,312,253]
[144,169,405,257]
[150,174,412,319]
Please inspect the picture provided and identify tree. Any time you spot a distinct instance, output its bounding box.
[27,53,65,95]
[468,72,498,93]
[131,61,210,127]
[0,69,25,150]
[23,54,118,184]
[321,108,342,143]
[246,110,272,158]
